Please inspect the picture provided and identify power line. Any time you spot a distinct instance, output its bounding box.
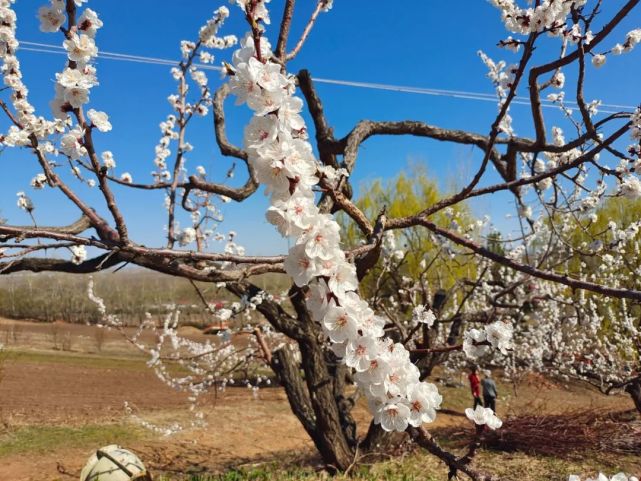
[17,40,635,114]
[21,41,207,69]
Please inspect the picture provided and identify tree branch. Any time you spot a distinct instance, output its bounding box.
[418,218,641,301]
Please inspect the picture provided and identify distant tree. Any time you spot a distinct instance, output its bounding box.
[486,231,506,257]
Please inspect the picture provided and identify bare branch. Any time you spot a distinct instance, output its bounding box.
[0,214,91,241]
[213,83,249,162]
[418,218,641,301]
[285,1,326,61]
[275,0,296,59]
[0,252,123,275]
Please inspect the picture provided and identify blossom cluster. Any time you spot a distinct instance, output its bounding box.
[199,6,236,49]
[611,29,641,56]
[152,114,178,181]
[6,0,114,198]
[70,244,87,264]
[153,6,239,246]
[478,51,517,100]
[1,0,62,146]
[490,0,588,35]
[47,2,104,120]
[227,19,443,431]
[463,320,514,359]
[477,50,517,135]
[412,305,436,327]
[465,405,503,430]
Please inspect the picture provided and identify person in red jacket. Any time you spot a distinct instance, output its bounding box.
[468,366,482,409]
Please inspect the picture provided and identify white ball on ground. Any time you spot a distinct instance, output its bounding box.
[80,445,149,481]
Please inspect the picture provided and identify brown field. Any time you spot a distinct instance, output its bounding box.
[0,317,639,481]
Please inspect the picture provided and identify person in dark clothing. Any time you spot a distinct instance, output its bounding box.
[468,366,482,408]
[482,369,498,412]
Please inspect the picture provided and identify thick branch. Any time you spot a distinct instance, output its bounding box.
[297,69,339,167]
[0,253,123,275]
[275,0,296,59]
[271,346,317,436]
[0,214,91,241]
[355,210,386,281]
[213,83,249,161]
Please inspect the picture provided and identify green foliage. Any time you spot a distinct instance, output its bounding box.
[486,231,506,256]
[340,166,477,302]
[4,349,149,370]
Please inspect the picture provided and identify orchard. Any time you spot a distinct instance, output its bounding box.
[1,1,641,480]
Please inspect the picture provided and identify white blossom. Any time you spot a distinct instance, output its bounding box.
[178,227,197,246]
[31,173,47,189]
[485,320,514,354]
[412,305,436,327]
[38,5,65,32]
[63,33,98,64]
[101,151,116,169]
[16,192,34,212]
[77,8,103,37]
[87,109,112,132]
[70,245,87,264]
[120,172,133,183]
[591,54,606,68]
[619,175,641,200]
[60,128,87,159]
[465,405,502,430]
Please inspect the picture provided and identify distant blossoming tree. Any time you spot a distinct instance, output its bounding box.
[1,0,641,479]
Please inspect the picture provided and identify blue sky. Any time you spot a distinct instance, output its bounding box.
[1,1,640,256]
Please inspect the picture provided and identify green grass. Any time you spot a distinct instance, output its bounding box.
[0,424,145,457]
[5,349,149,371]
[156,461,442,481]
[153,448,641,481]
[6,348,273,380]
[1,420,636,481]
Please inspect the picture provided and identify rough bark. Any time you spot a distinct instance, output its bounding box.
[296,330,354,470]
[270,346,317,437]
[286,286,354,469]
[327,354,358,449]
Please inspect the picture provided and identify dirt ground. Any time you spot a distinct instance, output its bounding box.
[0,317,636,481]
[0,317,212,357]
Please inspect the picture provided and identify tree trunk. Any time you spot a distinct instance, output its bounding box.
[298,337,355,471]
[625,379,641,415]
[271,347,317,439]
[362,420,406,454]
[327,355,358,449]
[228,281,357,471]
[271,340,357,471]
